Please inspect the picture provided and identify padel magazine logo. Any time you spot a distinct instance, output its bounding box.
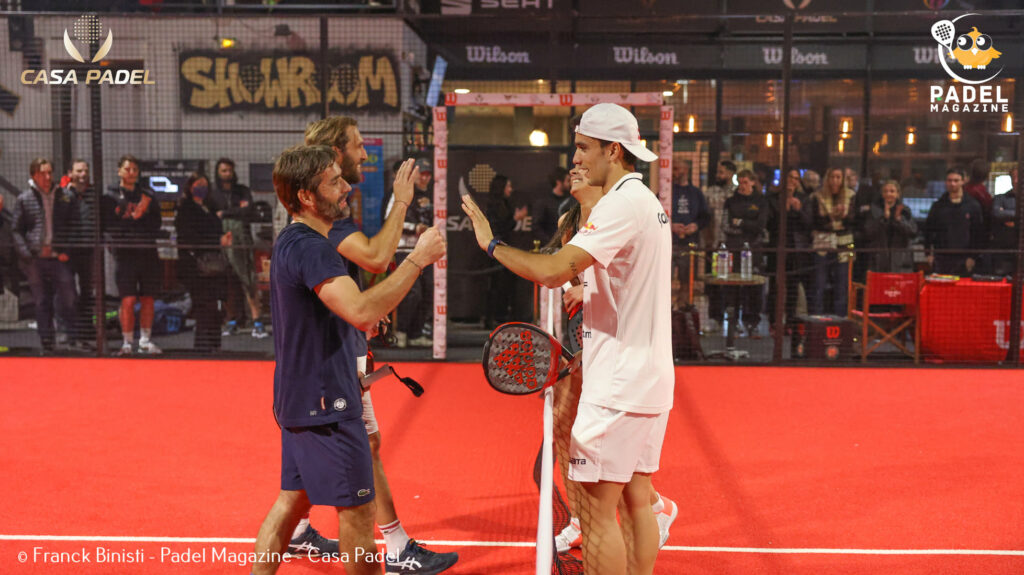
[928,13,1008,113]
[20,14,155,86]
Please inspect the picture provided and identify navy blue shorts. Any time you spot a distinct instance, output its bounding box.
[281,418,375,507]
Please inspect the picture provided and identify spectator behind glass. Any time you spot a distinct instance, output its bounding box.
[175,173,232,353]
[722,170,768,337]
[393,156,435,348]
[64,159,97,348]
[485,175,527,327]
[965,158,993,219]
[102,154,162,355]
[766,169,812,325]
[533,166,570,245]
[670,160,710,299]
[13,158,78,353]
[924,166,984,276]
[701,160,737,334]
[861,180,919,273]
[209,157,264,339]
[807,167,856,316]
[991,166,1019,276]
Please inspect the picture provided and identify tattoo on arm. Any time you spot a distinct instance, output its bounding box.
[569,259,578,278]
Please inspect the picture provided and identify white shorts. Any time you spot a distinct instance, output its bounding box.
[356,356,379,435]
[568,402,669,483]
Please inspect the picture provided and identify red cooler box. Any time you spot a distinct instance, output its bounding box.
[791,315,853,361]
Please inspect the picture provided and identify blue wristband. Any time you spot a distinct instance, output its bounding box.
[487,238,506,259]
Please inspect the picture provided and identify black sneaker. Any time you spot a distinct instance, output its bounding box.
[287,525,339,558]
[385,540,458,575]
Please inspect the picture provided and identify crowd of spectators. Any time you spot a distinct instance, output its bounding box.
[670,158,1021,336]
[2,155,270,354]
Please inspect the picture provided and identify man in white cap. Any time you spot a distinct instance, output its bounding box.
[461,103,673,575]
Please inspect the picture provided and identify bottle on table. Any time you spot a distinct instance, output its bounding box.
[740,242,752,279]
[716,243,729,279]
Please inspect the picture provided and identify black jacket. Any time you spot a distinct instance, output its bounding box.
[991,191,1018,252]
[487,195,517,243]
[861,200,919,272]
[533,191,566,245]
[924,192,984,256]
[175,199,224,281]
[766,190,811,249]
[722,191,768,250]
[101,184,162,247]
[206,182,254,223]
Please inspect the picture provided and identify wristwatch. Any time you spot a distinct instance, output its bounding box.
[487,238,507,259]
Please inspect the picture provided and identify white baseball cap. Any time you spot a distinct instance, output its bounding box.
[575,103,658,163]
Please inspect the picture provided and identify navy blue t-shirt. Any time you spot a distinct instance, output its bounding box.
[271,223,362,427]
[326,217,368,356]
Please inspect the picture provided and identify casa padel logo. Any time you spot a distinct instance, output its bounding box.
[63,14,112,63]
[20,14,155,86]
[928,14,1009,114]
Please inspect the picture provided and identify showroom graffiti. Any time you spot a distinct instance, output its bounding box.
[179,50,400,113]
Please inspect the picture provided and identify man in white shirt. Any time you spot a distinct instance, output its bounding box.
[461,103,674,575]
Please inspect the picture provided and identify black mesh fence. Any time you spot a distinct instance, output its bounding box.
[0,11,428,356]
[1,9,1022,366]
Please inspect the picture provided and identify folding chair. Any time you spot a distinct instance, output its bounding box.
[849,271,924,363]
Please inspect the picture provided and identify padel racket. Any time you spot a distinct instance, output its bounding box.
[931,20,955,50]
[483,322,580,395]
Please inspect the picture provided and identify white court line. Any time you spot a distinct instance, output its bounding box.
[1,536,1022,556]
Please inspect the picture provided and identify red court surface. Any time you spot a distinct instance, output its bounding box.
[2,359,1023,574]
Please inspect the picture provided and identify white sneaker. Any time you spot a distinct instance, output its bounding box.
[656,496,678,548]
[395,331,407,348]
[554,518,582,553]
[118,342,133,356]
[138,340,162,354]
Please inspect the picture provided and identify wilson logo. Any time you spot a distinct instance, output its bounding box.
[612,47,678,65]
[763,47,830,66]
[466,45,531,64]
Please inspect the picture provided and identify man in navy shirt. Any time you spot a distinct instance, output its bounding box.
[251,145,445,575]
[670,161,710,303]
[303,117,459,573]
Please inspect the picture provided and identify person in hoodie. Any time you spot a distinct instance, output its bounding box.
[101,154,163,355]
[12,157,78,353]
[991,166,1019,276]
[722,169,768,337]
[924,167,984,276]
[807,167,856,316]
[860,180,919,273]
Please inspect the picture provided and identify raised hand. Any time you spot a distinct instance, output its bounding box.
[460,193,495,251]
[392,158,418,207]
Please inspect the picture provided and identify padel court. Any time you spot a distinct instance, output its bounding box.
[2,359,1023,574]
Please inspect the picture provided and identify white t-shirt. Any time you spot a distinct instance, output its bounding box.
[567,173,674,414]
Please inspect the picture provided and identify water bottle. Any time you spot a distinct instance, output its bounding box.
[740,242,753,279]
[716,243,729,278]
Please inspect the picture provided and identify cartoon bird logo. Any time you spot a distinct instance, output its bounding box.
[951,27,1001,70]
